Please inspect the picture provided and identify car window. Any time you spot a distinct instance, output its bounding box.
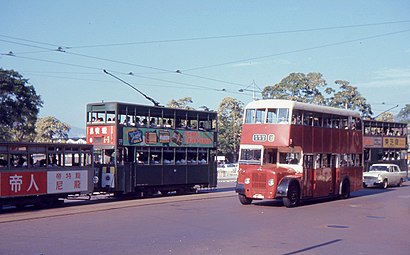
[370,165,388,171]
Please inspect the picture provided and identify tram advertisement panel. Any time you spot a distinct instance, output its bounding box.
[47,170,88,194]
[383,137,406,148]
[363,137,383,148]
[86,125,115,145]
[122,127,214,148]
[0,171,47,197]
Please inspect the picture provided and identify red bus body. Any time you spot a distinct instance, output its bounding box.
[235,100,363,207]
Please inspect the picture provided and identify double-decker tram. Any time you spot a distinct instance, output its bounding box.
[0,142,94,208]
[86,102,218,196]
[363,119,408,176]
[235,99,363,207]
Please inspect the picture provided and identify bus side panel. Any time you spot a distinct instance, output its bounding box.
[290,125,303,147]
[322,128,333,152]
[163,165,187,185]
[313,127,323,153]
[331,129,341,154]
[340,130,349,153]
[303,126,313,153]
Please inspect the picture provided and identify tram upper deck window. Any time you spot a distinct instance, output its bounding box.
[0,153,8,168]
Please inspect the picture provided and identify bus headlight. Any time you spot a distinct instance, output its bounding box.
[268,179,274,186]
[244,178,251,184]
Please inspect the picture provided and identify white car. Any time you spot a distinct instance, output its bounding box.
[363,163,406,189]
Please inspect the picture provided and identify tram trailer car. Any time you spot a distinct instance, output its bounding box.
[87,102,218,197]
[0,142,94,208]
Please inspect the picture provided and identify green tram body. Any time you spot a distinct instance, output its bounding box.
[87,102,218,196]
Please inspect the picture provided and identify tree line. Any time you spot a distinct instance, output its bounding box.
[1,68,409,162]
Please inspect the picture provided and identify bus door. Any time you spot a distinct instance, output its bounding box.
[303,155,314,197]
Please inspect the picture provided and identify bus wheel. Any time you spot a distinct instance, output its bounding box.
[238,194,252,205]
[283,183,300,208]
[382,179,388,189]
[341,180,350,199]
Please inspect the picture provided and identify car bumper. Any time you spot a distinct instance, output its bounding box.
[363,180,382,188]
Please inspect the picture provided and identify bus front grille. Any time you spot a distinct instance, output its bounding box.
[252,172,266,189]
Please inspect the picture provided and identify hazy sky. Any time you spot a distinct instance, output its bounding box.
[1,0,409,132]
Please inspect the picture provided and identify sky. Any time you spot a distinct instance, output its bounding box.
[1,0,410,135]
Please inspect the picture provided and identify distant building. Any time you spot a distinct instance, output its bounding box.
[66,137,86,144]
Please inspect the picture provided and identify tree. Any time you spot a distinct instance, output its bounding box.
[166,97,195,110]
[0,69,43,141]
[397,104,410,124]
[217,97,244,162]
[376,112,394,122]
[261,72,373,117]
[328,80,373,118]
[34,116,71,143]
[262,72,327,104]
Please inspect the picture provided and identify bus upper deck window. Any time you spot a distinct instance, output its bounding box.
[245,109,255,123]
[278,108,289,123]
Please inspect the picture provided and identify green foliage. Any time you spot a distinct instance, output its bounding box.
[397,104,410,124]
[34,116,71,142]
[0,69,43,141]
[262,72,327,104]
[375,112,394,122]
[217,97,244,162]
[166,97,195,110]
[262,72,372,117]
[328,80,373,118]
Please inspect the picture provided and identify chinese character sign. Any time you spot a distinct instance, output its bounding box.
[87,125,115,145]
[0,172,47,197]
[47,170,88,194]
[382,137,406,148]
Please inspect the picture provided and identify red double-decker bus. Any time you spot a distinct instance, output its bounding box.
[235,99,363,207]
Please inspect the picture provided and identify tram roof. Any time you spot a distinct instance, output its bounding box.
[245,99,361,118]
[87,101,217,118]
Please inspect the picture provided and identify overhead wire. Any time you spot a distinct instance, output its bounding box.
[2,22,410,95]
[182,28,410,72]
[56,20,410,49]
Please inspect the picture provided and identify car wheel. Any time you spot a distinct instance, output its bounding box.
[382,179,388,189]
[283,182,300,208]
[397,178,403,187]
[238,194,252,205]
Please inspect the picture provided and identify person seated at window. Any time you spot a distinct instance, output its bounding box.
[165,119,173,128]
[198,121,205,130]
[150,118,157,127]
[134,117,141,127]
[142,118,148,127]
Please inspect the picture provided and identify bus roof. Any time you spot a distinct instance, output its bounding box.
[245,99,361,118]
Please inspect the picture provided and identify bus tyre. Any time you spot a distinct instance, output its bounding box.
[382,179,388,189]
[238,194,252,205]
[341,180,350,199]
[283,183,300,208]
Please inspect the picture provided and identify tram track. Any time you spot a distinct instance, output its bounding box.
[0,189,236,223]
